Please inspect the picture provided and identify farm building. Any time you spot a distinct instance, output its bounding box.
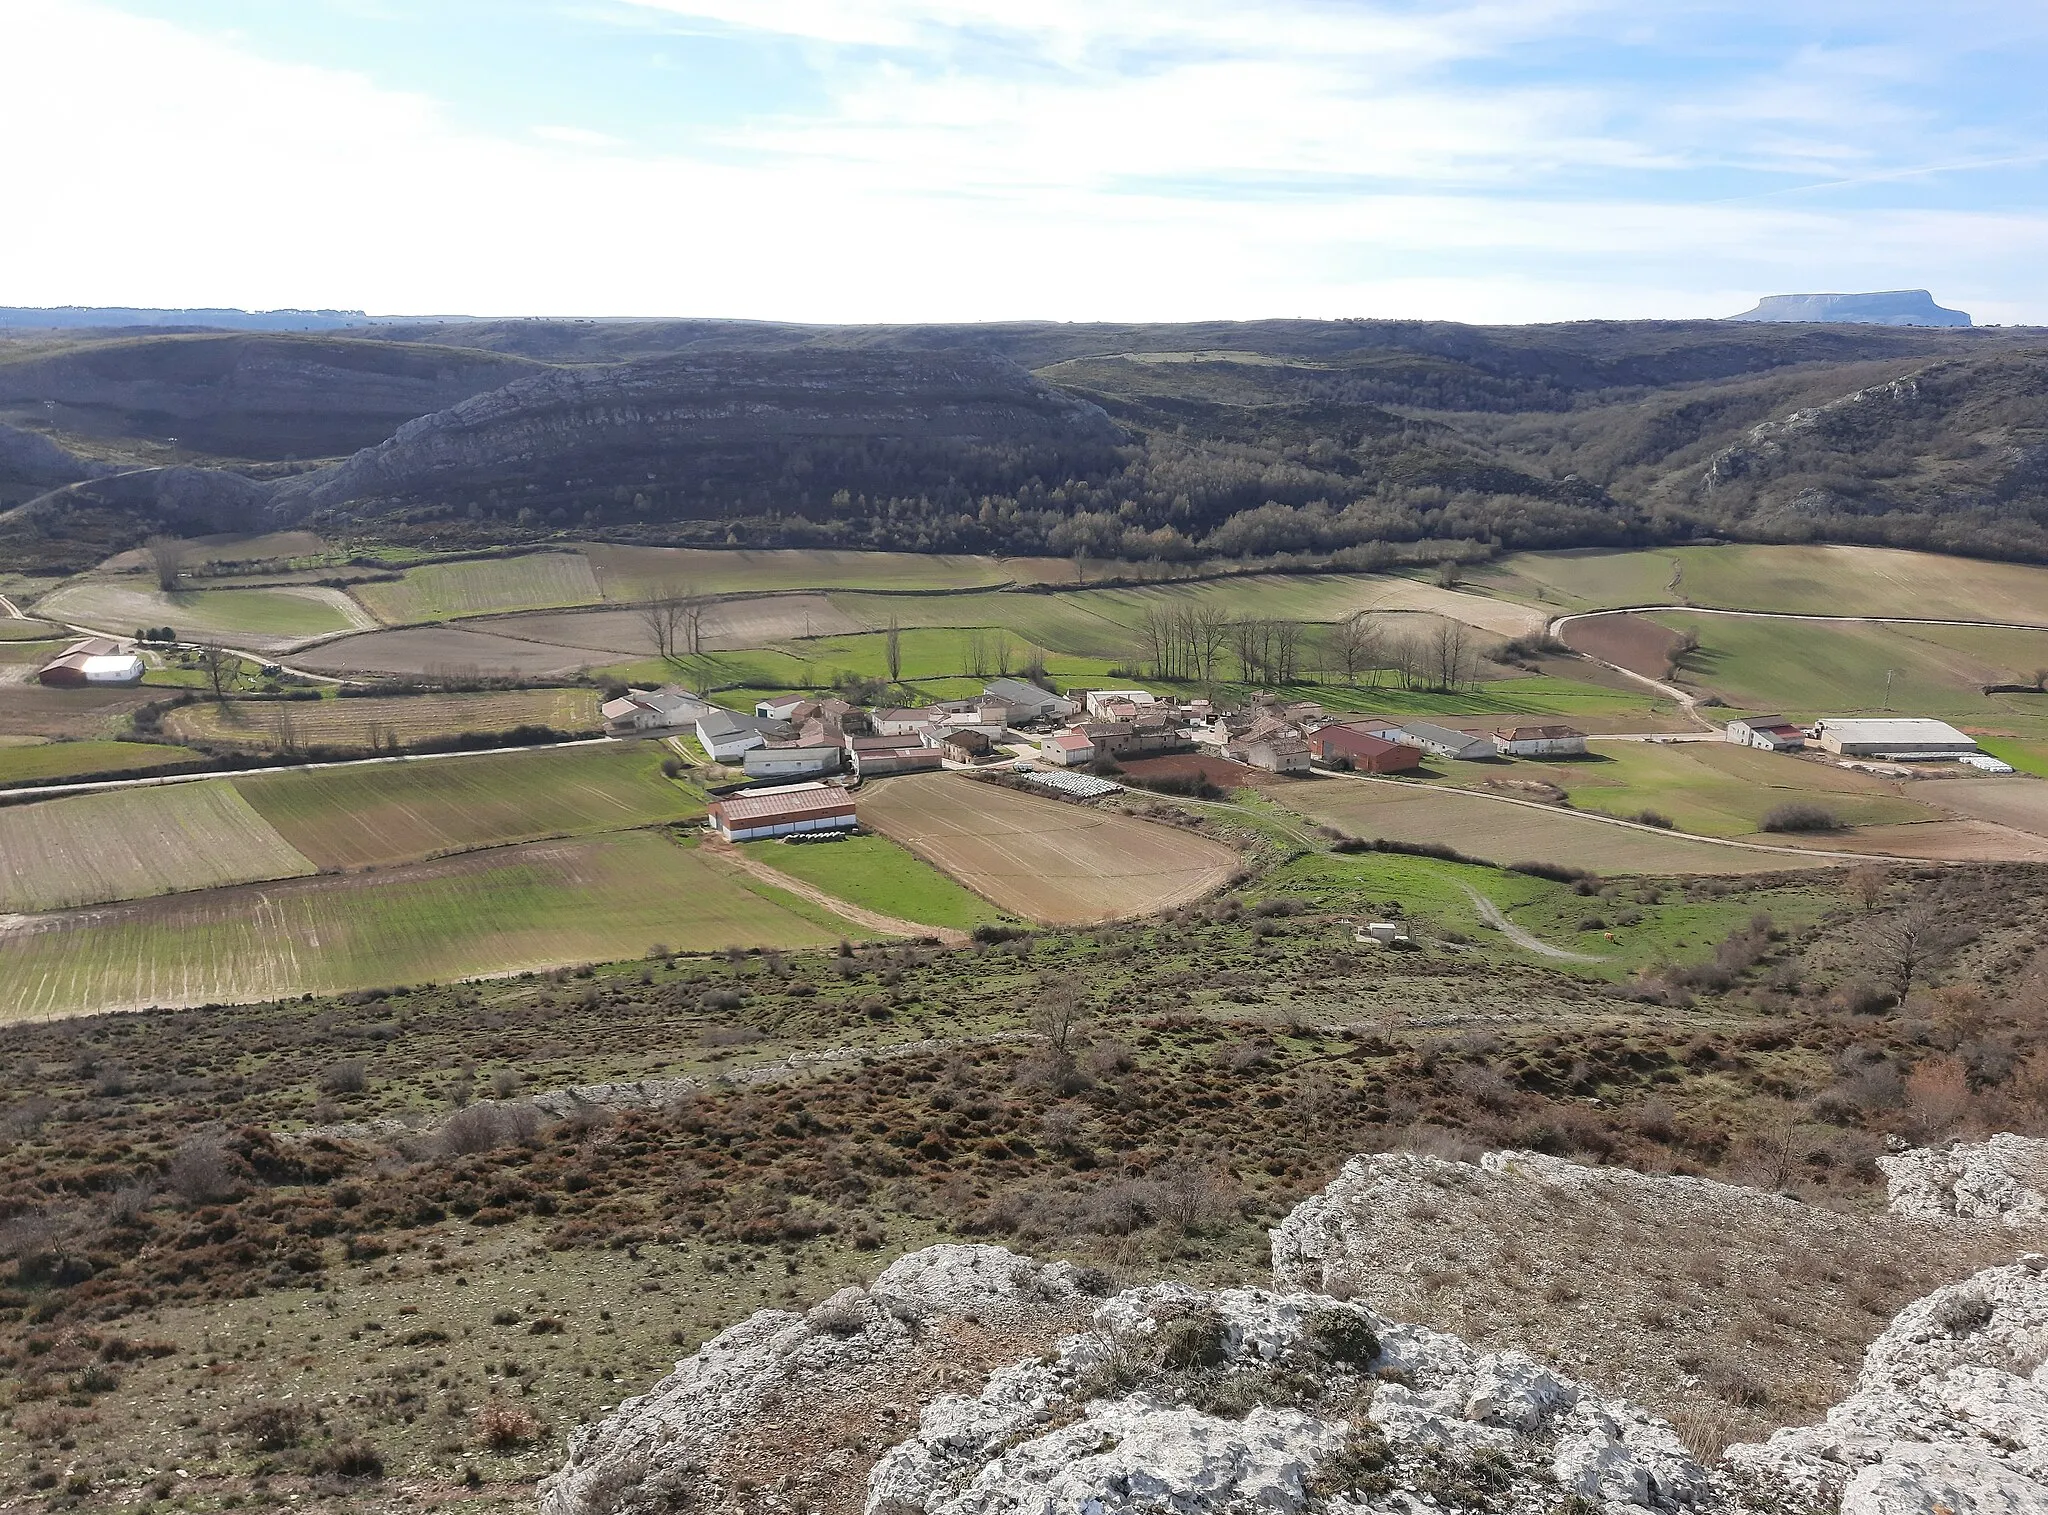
[872,708,931,737]
[1308,726,1422,774]
[847,736,943,778]
[1724,715,1806,751]
[1393,722,1498,761]
[1813,718,1979,759]
[755,694,809,720]
[985,679,1078,722]
[602,686,709,733]
[940,729,995,763]
[1084,688,1157,718]
[1225,715,1311,774]
[1041,729,1096,766]
[742,743,844,781]
[708,782,857,841]
[1493,724,1587,757]
[697,709,791,763]
[37,638,144,687]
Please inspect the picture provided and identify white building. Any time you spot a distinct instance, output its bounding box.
[1492,724,1587,757]
[742,744,844,781]
[601,687,710,733]
[1813,718,1978,759]
[1393,722,1498,761]
[707,782,857,842]
[984,679,1078,722]
[1084,688,1158,718]
[696,709,790,762]
[1724,716,1807,751]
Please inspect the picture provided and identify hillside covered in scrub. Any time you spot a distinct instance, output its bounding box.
[4,315,2048,570]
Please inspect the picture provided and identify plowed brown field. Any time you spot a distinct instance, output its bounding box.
[858,772,1240,924]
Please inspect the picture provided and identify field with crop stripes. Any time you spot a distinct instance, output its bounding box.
[0,833,863,1018]
[0,781,316,912]
[350,552,604,623]
[858,772,1241,924]
[234,743,703,871]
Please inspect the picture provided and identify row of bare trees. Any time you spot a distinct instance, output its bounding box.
[1136,608,1480,692]
[633,582,708,661]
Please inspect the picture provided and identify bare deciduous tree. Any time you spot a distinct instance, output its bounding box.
[1846,864,1889,913]
[1029,979,1088,1061]
[1866,904,1967,1000]
[144,535,183,592]
[194,643,235,702]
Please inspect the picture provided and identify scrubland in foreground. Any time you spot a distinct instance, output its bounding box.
[1,857,2044,1511]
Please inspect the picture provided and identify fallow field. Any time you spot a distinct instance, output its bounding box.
[30,580,376,648]
[0,832,863,1019]
[858,772,1242,924]
[0,781,317,912]
[233,743,701,871]
[349,551,603,623]
[164,688,601,750]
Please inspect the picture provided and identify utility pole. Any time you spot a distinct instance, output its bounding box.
[1884,668,1896,710]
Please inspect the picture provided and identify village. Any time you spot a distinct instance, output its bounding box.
[587,676,2024,843]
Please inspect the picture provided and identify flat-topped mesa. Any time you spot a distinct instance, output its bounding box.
[1727,290,1972,327]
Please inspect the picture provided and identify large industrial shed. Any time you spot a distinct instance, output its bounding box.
[708,783,857,841]
[1812,718,1978,759]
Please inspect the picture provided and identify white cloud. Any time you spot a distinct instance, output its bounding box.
[0,0,2041,323]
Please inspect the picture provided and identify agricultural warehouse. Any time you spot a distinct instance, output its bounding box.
[37,637,144,687]
[1492,724,1587,757]
[1813,717,1979,758]
[707,782,857,841]
[1724,715,1806,751]
[984,678,1078,722]
[1041,729,1096,766]
[847,736,942,778]
[601,686,709,732]
[1308,726,1422,774]
[1394,722,1498,761]
[742,743,844,781]
[697,709,791,762]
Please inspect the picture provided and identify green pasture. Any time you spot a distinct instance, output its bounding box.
[0,739,202,786]
[39,581,366,640]
[0,619,62,642]
[1468,743,1940,838]
[1656,613,2048,726]
[352,551,603,624]
[749,833,1012,932]
[1480,543,2048,624]
[1976,737,2048,778]
[0,832,868,1019]
[581,544,1061,598]
[1253,849,1833,981]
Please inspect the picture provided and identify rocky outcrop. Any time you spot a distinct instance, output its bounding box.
[268,348,1126,519]
[1882,1134,2048,1228]
[538,1245,1103,1515]
[1723,1257,2048,1513]
[866,1279,1708,1514]
[1727,291,1972,327]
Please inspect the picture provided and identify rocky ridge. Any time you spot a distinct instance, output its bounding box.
[543,1147,2048,1515]
[1881,1133,2048,1227]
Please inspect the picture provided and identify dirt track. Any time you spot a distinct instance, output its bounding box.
[703,838,969,946]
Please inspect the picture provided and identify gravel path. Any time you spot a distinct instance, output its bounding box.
[1459,882,1607,962]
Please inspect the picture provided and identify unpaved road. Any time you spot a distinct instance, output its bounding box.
[1459,882,1607,963]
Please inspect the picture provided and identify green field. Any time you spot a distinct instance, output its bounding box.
[352,552,604,624]
[1462,743,1941,838]
[1655,613,2048,730]
[235,743,704,871]
[1480,544,2048,624]
[750,833,1011,931]
[0,619,63,641]
[1266,772,1837,876]
[1252,848,1831,980]
[1976,737,2048,777]
[0,832,867,1018]
[32,580,373,645]
[0,781,317,912]
[582,544,1069,598]
[0,738,203,785]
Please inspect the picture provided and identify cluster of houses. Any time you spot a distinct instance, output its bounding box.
[607,675,1596,791]
[36,636,144,687]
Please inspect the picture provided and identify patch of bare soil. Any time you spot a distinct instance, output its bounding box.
[1560,613,1687,680]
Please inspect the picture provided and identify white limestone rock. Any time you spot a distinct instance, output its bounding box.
[866,1281,1708,1514]
[538,1244,1087,1515]
[1723,1260,2048,1513]
[1880,1134,2048,1227]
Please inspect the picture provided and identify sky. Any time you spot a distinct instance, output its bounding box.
[3,0,2047,324]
